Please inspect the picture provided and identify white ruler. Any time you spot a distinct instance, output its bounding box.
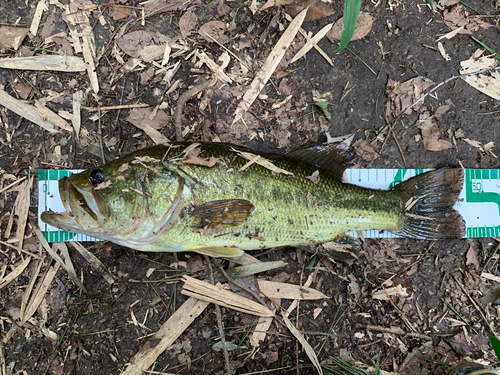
[38,169,500,242]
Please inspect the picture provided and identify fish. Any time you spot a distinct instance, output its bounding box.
[41,141,465,258]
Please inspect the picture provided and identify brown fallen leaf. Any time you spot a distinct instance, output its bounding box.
[353,139,380,161]
[306,170,320,184]
[182,155,218,167]
[466,243,479,271]
[110,4,130,20]
[443,4,493,34]
[327,12,375,42]
[0,26,29,50]
[416,113,453,151]
[385,76,435,117]
[126,107,170,130]
[144,0,189,17]
[198,21,226,43]
[116,30,154,58]
[179,10,197,38]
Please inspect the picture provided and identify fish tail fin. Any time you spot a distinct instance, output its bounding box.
[393,168,465,239]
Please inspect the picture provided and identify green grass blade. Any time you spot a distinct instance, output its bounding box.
[338,0,362,51]
[488,333,500,361]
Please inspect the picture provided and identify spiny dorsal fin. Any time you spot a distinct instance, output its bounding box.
[192,199,254,230]
[287,136,355,180]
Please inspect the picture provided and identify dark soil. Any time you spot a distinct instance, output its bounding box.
[0,0,499,374]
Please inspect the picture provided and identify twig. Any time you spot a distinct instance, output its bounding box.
[452,274,498,336]
[205,256,232,375]
[356,324,432,340]
[216,260,269,308]
[481,243,500,273]
[97,107,106,164]
[174,76,217,142]
[85,103,149,111]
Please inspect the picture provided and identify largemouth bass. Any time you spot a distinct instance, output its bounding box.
[41,142,465,257]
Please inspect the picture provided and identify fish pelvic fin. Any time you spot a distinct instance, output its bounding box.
[193,246,243,258]
[393,168,465,239]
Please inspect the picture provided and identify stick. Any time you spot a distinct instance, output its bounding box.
[173,76,217,142]
[205,256,232,375]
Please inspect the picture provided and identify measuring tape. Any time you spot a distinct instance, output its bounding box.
[38,169,500,242]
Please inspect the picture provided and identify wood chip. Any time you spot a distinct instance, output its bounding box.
[232,149,294,176]
[0,256,31,291]
[233,8,307,124]
[460,55,500,100]
[282,312,323,375]
[0,55,87,72]
[13,180,30,251]
[34,100,72,131]
[30,0,46,36]
[197,50,232,83]
[70,241,115,285]
[121,297,209,375]
[0,89,58,133]
[291,23,332,64]
[257,280,327,300]
[21,262,60,322]
[65,2,99,92]
[31,220,86,291]
[72,90,83,139]
[182,276,274,316]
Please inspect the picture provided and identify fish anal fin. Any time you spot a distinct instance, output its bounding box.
[192,199,254,229]
[287,136,355,180]
[193,246,243,258]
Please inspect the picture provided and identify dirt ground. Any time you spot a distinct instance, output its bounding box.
[0,0,500,374]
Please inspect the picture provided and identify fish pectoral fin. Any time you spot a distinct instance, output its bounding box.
[193,246,243,258]
[192,199,254,229]
[300,234,360,262]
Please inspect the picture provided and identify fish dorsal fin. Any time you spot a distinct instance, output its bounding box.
[192,199,254,230]
[287,136,355,180]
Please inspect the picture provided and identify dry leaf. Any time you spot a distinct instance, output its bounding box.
[327,12,375,42]
[385,76,435,116]
[466,243,479,270]
[439,0,460,5]
[217,1,231,16]
[198,21,226,43]
[117,30,154,58]
[179,11,197,38]
[443,4,493,34]
[0,26,29,50]
[306,170,320,184]
[144,0,189,17]
[353,139,380,161]
[111,4,130,20]
[286,0,335,21]
[126,107,170,130]
[416,114,453,151]
[459,55,500,101]
[182,155,218,167]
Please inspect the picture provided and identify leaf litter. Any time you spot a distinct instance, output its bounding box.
[0,0,499,374]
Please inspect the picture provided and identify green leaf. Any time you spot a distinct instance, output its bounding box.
[488,333,500,361]
[314,101,331,120]
[338,0,362,51]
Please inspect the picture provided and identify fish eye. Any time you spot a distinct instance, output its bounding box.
[89,169,105,185]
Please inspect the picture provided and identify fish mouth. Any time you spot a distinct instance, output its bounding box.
[41,176,108,232]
